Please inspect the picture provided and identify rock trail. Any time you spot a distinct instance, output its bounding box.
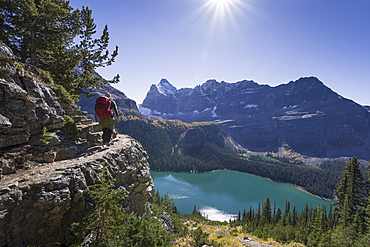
[0,134,130,192]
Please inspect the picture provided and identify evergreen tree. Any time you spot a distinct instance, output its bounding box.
[74,6,119,96]
[74,171,126,246]
[291,206,298,226]
[301,204,311,226]
[0,0,79,65]
[274,208,282,223]
[353,208,367,235]
[0,1,119,100]
[328,205,338,229]
[283,200,291,225]
[308,203,328,246]
[262,197,272,224]
[256,203,261,224]
[333,156,366,226]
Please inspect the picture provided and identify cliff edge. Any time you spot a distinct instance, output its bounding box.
[0,43,154,246]
[0,135,153,246]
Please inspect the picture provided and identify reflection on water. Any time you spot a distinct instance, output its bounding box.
[199,206,238,222]
[170,194,190,199]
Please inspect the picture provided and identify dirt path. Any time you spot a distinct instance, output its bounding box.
[0,134,131,191]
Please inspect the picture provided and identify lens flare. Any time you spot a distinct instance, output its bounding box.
[205,0,242,23]
[210,0,234,7]
[185,0,253,36]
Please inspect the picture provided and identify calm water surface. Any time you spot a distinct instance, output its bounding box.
[151,170,333,221]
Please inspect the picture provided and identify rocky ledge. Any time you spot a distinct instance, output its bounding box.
[0,134,153,246]
[0,42,155,246]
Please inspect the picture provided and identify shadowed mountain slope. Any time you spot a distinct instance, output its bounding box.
[140,77,370,159]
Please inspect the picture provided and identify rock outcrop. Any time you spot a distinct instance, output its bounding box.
[0,135,153,246]
[0,41,88,167]
[140,78,370,159]
[0,42,65,148]
[0,43,154,246]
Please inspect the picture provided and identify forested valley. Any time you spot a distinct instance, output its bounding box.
[116,114,351,199]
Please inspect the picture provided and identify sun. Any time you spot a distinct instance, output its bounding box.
[207,0,239,14]
[183,0,253,37]
[209,0,234,8]
[202,0,244,23]
[200,0,244,29]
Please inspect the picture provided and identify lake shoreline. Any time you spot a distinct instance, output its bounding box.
[296,186,334,202]
[152,168,334,202]
[151,170,334,216]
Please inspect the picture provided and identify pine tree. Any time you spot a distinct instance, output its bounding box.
[291,206,297,226]
[74,6,119,96]
[301,204,311,226]
[0,1,119,100]
[333,156,366,226]
[74,171,126,246]
[283,200,291,225]
[262,197,272,224]
[274,208,282,223]
[308,204,329,246]
[0,0,79,65]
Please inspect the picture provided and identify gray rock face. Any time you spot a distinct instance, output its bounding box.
[0,42,17,61]
[141,77,370,159]
[0,135,153,247]
[0,43,65,150]
[0,43,99,166]
[0,43,154,247]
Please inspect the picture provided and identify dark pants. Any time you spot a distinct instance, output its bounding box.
[102,127,113,145]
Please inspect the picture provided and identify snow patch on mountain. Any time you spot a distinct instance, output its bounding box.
[283,105,298,109]
[138,106,152,116]
[244,104,258,109]
[211,106,219,117]
[157,78,177,96]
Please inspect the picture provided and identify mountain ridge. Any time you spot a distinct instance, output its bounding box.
[140,77,370,159]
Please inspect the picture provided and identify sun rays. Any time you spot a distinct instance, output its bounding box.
[208,0,237,9]
[185,0,253,37]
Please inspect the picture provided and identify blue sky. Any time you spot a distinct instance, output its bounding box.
[70,0,370,105]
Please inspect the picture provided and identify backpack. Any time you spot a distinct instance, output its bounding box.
[94,96,113,119]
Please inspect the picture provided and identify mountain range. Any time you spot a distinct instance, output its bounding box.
[140,77,370,159]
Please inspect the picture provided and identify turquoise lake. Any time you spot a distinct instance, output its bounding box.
[151,170,334,221]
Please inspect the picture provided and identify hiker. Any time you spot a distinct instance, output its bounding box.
[95,93,119,146]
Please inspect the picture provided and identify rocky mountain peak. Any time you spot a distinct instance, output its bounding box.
[200,79,222,91]
[289,76,324,87]
[141,77,370,159]
[157,78,177,96]
[282,77,332,96]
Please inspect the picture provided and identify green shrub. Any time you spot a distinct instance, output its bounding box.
[72,170,172,247]
[63,115,79,141]
[14,61,23,71]
[39,127,53,145]
[39,69,53,84]
[51,84,78,105]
